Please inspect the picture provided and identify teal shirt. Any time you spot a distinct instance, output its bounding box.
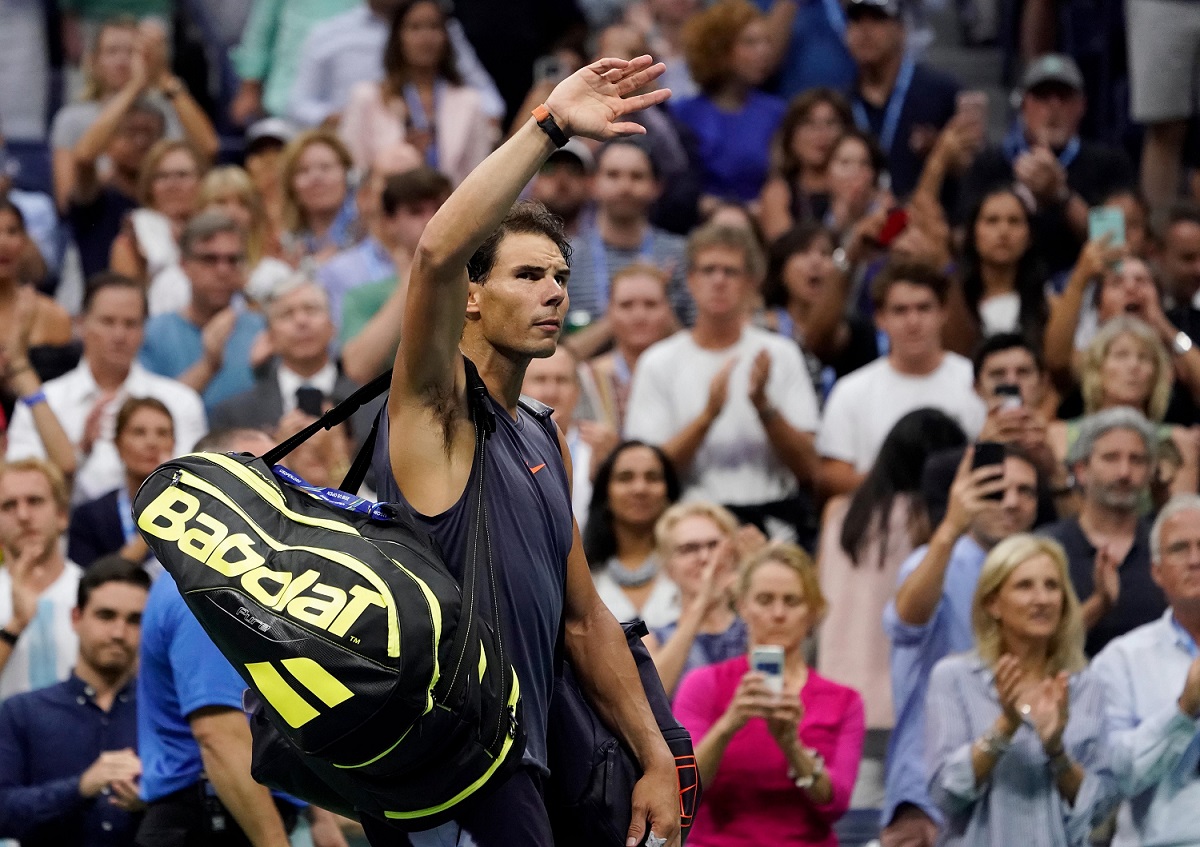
[139,310,266,413]
[340,275,396,349]
[232,0,358,117]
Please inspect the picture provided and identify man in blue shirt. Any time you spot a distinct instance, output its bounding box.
[0,555,149,847]
[881,448,1039,847]
[139,211,265,413]
[844,0,960,198]
[135,424,301,847]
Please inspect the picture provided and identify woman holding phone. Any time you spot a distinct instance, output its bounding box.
[674,542,864,846]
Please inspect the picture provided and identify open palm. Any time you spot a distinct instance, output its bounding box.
[544,55,671,142]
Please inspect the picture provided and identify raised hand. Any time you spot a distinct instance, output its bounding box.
[748,350,771,413]
[1091,544,1121,613]
[1027,672,1071,752]
[543,56,670,142]
[994,653,1027,732]
[941,447,1007,538]
[704,357,737,422]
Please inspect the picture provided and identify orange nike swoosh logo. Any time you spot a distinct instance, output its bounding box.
[528,463,546,474]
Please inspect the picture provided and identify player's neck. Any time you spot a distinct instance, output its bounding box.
[460,338,525,416]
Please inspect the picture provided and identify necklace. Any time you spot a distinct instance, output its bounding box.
[606,554,661,589]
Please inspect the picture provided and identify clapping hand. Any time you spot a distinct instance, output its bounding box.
[1024,673,1071,752]
[543,56,670,142]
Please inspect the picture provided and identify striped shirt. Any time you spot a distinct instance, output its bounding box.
[925,653,1119,846]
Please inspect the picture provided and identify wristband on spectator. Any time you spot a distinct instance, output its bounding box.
[977,727,1012,758]
[20,390,47,408]
[532,104,569,148]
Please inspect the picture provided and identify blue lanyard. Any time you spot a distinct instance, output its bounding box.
[403,80,445,170]
[589,226,657,309]
[117,488,136,544]
[1002,122,1082,169]
[824,0,847,35]
[852,55,917,155]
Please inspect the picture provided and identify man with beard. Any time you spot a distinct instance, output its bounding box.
[1040,407,1166,657]
[0,459,84,700]
[881,446,1039,847]
[0,556,149,847]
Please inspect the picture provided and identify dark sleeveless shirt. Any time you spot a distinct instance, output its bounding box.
[371,394,572,770]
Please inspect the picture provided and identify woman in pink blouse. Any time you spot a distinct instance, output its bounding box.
[675,542,864,846]
[338,0,497,186]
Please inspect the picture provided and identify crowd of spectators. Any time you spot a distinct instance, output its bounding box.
[4,0,1200,845]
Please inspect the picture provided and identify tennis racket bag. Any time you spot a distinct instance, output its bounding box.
[132,360,525,831]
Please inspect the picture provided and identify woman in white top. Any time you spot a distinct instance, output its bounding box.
[338,0,497,186]
[959,186,1049,346]
[584,440,682,628]
[109,139,207,315]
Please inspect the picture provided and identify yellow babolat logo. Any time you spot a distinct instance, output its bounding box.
[139,486,385,638]
[246,658,354,727]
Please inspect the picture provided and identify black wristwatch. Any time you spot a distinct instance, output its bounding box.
[0,628,20,647]
[532,104,570,149]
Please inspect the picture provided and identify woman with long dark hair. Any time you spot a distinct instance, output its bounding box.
[815,409,967,806]
[959,186,1049,345]
[339,0,497,185]
[584,440,683,627]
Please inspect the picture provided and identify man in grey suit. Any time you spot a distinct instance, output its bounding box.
[210,275,381,452]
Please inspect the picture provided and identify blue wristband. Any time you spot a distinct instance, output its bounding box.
[20,390,46,408]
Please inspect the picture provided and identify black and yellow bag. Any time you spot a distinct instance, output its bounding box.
[132,362,524,832]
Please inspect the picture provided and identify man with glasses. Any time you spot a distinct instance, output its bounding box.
[139,210,265,413]
[625,223,819,545]
[1092,493,1200,846]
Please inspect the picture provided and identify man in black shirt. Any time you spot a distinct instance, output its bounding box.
[844,0,960,199]
[1039,408,1166,656]
[960,54,1134,275]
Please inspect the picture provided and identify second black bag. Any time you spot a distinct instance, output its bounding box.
[545,620,701,846]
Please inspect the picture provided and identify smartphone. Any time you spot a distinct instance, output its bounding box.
[972,441,1007,501]
[296,386,325,418]
[994,383,1022,411]
[750,645,785,695]
[876,207,909,247]
[533,55,568,86]
[1088,207,1126,247]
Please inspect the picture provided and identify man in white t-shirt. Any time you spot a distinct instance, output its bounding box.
[816,260,986,498]
[0,459,83,702]
[625,224,820,540]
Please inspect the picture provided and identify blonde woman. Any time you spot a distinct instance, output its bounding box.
[109,138,208,315]
[1048,316,1199,499]
[278,129,359,267]
[198,166,291,302]
[643,500,759,696]
[674,542,863,846]
[925,534,1117,846]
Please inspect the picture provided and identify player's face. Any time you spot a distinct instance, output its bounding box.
[468,232,570,359]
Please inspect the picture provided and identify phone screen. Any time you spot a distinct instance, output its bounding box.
[1088,207,1126,247]
[296,387,325,418]
[972,441,1007,501]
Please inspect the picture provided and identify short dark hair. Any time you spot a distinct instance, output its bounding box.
[595,138,661,180]
[179,209,243,259]
[467,200,572,283]
[972,332,1044,381]
[77,555,151,611]
[83,272,148,319]
[1159,201,1200,240]
[762,223,833,309]
[870,259,951,310]
[115,396,174,442]
[381,167,452,216]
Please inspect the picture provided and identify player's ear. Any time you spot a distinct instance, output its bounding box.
[465,282,483,319]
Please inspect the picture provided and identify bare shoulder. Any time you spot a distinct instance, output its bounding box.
[32,294,72,345]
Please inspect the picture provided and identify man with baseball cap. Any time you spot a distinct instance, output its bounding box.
[960,53,1134,275]
[844,0,961,198]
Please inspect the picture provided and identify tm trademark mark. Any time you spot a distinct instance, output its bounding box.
[349,636,361,644]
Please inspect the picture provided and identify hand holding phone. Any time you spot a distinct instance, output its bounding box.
[1088,207,1126,248]
[296,386,325,418]
[972,441,1007,501]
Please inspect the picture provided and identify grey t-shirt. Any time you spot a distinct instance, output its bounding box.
[50,94,183,151]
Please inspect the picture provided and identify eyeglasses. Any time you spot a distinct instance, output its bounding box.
[152,169,198,183]
[672,538,723,558]
[190,252,245,268]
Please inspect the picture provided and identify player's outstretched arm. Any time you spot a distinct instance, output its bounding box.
[390,56,671,407]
